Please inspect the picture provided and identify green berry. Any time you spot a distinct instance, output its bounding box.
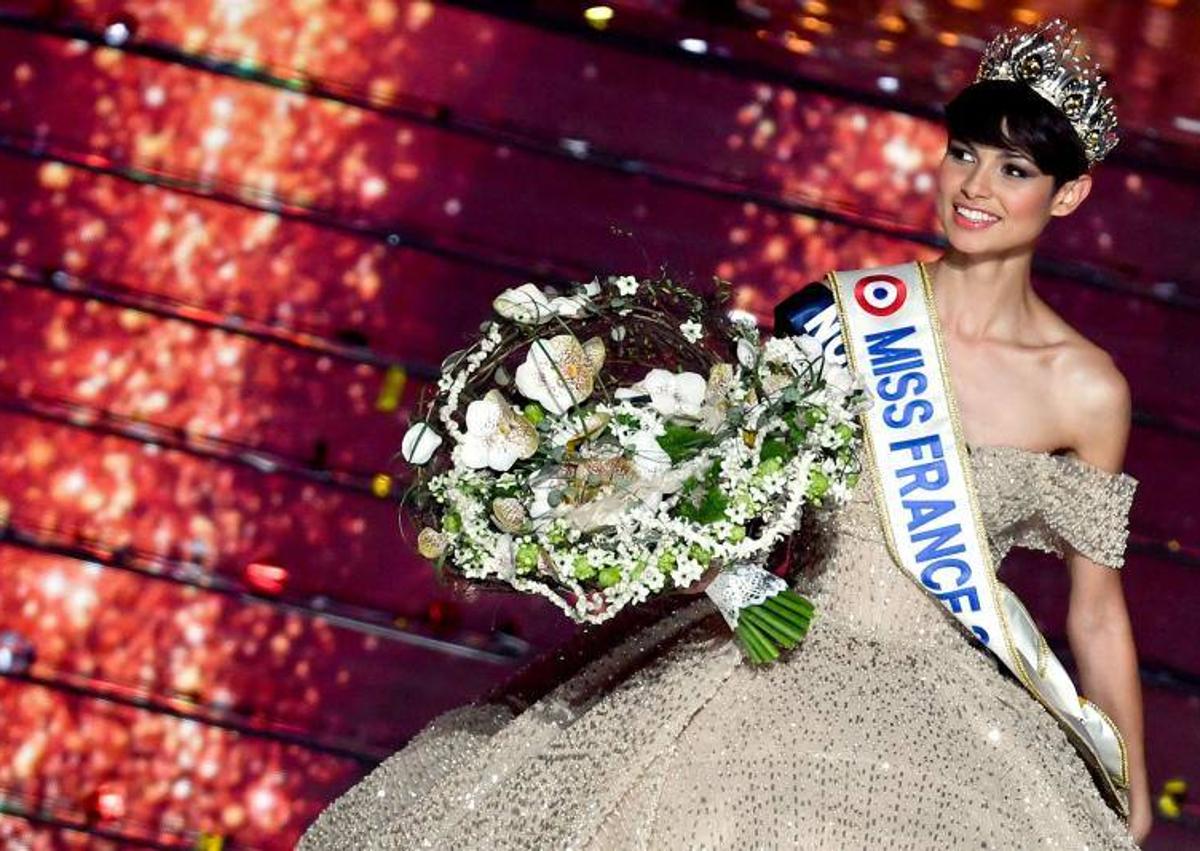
[515,543,540,574]
[756,457,783,477]
[442,513,463,534]
[597,566,622,588]
[657,551,677,574]
[807,469,830,499]
[729,525,746,543]
[522,403,546,426]
[572,555,596,581]
[689,544,713,566]
[835,423,855,444]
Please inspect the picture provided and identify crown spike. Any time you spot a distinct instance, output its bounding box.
[975,19,1119,164]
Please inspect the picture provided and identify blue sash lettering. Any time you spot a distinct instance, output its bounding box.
[864,327,988,643]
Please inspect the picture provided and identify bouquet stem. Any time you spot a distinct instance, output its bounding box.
[733,589,815,665]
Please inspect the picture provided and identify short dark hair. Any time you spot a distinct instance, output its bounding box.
[944,79,1088,189]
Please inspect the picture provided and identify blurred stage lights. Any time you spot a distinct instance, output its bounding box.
[244,562,289,595]
[560,137,591,158]
[584,5,614,30]
[1174,116,1200,135]
[876,76,901,94]
[90,783,128,821]
[679,38,709,54]
[0,631,36,675]
[102,15,137,46]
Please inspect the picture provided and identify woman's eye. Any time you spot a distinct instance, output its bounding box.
[1003,165,1031,178]
[949,146,973,162]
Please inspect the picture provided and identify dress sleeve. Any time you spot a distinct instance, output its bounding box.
[1035,454,1139,569]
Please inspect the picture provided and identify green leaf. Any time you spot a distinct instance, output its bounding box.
[759,437,792,463]
[656,423,715,464]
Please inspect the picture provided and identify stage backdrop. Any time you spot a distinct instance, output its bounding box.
[0,1,1196,848]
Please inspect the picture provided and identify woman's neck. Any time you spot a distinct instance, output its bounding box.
[927,248,1038,342]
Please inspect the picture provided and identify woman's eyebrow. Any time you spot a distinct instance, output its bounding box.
[1001,149,1038,165]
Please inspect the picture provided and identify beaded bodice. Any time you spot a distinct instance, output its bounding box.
[799,442,1137,644]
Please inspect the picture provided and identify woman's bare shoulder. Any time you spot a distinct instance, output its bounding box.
[1038,307,1131,468]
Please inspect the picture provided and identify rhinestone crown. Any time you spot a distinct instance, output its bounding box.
[976,18,1119,165]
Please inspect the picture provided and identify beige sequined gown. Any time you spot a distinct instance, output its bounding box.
[300,444,1139,850]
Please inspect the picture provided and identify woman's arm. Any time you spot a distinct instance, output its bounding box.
[1062,356,1151,842]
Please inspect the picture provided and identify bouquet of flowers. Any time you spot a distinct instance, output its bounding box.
[400,273,866,664]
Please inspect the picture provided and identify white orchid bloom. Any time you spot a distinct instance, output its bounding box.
[400,422,443,465]
[528,468,569,526]
[679,319,704,343]
[824,364,857,394]
[617,368,706,420]
[493,283,591,325]
[700,363,735,432]
[736,337,759,369]
[515,335,605,415]
[460,390,539,472]
[493,283,553,324]
[795,334,824,361]
[627,429,672,481]
[549,293,590,319]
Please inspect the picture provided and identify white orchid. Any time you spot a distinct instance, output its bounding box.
[824,364,857,394]
[493,283,591,325]
[459,390,539,472]
[736,337,759,369]
[515,335,605,415]
[700,363,735,431]
[763,335,821,370]
[400,422,443,465]
[617,368,706,420]
[680,319,704,343]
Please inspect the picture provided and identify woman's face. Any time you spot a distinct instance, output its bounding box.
[934,135,1089,257]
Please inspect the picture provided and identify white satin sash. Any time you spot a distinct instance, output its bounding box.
[816,260,1129,815]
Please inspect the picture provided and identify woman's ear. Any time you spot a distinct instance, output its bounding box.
[1049,173,1093,217]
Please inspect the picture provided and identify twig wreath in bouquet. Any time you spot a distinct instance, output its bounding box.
[400,272,867,664]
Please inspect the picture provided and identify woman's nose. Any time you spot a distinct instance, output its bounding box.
[960,165,991,198]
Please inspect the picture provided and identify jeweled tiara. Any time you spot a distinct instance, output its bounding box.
[975,18,1119,165]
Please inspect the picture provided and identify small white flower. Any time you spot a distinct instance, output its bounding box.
[400,422,443,465]
[515,335,605,415]
[680,320,704,343]
[612,275,640,296]
[617,369,707,420]
[460,390,539,472]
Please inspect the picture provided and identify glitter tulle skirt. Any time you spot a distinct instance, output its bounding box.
[299,454,1139,850]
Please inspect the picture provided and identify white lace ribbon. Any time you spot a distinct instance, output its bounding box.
[704,562,788,629]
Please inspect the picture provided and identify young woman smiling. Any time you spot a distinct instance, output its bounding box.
[301,21,1149,850]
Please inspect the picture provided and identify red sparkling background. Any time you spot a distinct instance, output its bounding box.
[0,1,1197,848]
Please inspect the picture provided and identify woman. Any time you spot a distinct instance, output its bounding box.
[300,20,1150,849]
